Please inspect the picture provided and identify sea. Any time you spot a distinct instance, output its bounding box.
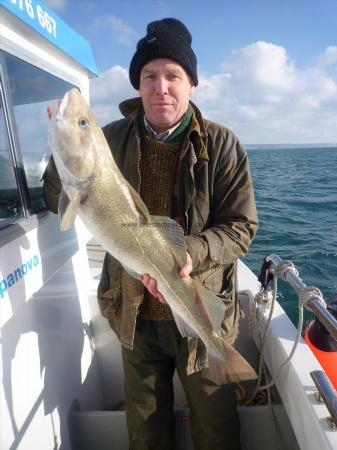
[242,145,337,327]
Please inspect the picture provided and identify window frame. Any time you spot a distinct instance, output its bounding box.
[0,69,27,227]
[0,44,81,232]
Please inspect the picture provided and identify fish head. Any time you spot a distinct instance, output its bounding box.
[49,88,97,187]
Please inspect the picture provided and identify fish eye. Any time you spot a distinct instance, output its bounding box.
[78,118,89,129]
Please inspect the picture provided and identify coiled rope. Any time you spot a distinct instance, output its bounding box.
[245,260,326,405]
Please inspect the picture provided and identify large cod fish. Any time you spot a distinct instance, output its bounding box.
[49,88,256,384]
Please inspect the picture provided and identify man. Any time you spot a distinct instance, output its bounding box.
[43,18,258,450]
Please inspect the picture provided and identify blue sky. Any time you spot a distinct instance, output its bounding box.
[45,0,337,144]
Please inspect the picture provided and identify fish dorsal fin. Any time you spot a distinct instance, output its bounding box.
[59,189,82,231]
[150,215,187,268]
[125,180,150,224]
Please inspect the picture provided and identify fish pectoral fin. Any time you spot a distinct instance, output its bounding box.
[127,182,150,224]
[172,311,199,338]
[59,189,82,231]
[150,215,187,268]
[206,343,257,385]
[192,278,227,332]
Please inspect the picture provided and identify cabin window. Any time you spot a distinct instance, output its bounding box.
[2,51,74,215]
[0,91,23,227]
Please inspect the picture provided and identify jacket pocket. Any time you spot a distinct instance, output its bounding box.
[216,265,242,344]
[196,264,224,293]
[193,262,233,294]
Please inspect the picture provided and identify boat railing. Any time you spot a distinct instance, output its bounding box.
[262,254,337,429]
[266,254,337,342]
[311,370,337,429]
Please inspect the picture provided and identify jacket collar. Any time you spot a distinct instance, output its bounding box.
[118,97,208,160]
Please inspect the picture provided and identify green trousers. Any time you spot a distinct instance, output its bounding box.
[122,319,241,450]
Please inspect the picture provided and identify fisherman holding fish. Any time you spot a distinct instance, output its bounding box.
[43,18,258,450]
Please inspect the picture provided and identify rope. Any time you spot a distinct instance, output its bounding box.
[275,260,299,280]
[254,289,274,305]
[244,280,278,405]
[298,286,326,310]
[248,288,273,340]
[245,261,325,405]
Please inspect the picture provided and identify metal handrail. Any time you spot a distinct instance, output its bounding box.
[311,370,337,429]
[266,254,337,342]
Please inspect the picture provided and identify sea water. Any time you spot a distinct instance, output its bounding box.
[243,146,337,325]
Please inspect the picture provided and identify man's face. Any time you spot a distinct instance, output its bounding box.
[139,58,195,133]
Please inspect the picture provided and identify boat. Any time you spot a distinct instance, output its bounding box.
[1,1,336,449]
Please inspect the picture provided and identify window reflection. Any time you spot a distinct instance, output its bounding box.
[0,95,23,224]
[4,52,74,214]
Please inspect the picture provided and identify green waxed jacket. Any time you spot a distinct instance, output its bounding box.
[43,98,258,375]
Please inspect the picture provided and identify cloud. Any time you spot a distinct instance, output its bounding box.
[90,66,136,126]
[193,72,232,102]
[92,15,139,46]
[44,0,68,12]
[89,42,337,144]
[222,41,298,93]
[192,42,337,144]
[317,46,337,67]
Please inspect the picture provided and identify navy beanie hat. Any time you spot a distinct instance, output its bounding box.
[129,18,198,89]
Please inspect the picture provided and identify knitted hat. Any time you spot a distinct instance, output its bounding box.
[129,18,198,89]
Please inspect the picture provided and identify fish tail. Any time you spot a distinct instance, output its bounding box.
[205,334,257,385]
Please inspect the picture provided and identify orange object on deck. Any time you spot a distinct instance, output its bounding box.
[305,327,337,390]
[304,294,337,390]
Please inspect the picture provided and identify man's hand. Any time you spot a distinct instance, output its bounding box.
[138,253,193,304]
[179,252,193,278]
